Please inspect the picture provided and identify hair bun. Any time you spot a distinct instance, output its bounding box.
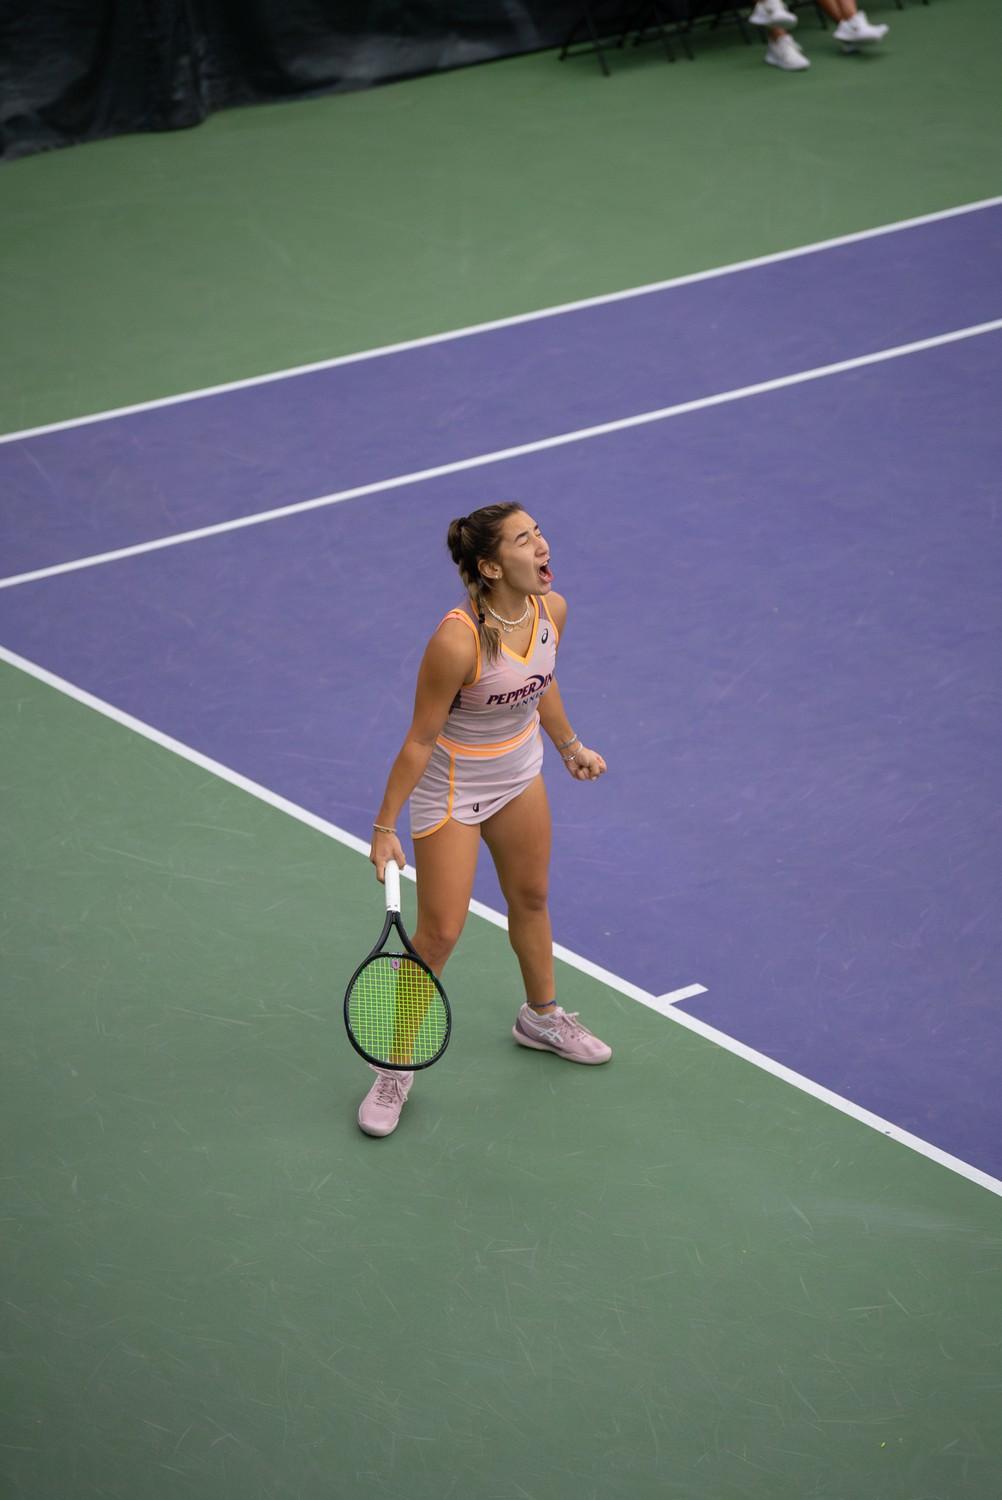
[445,516,465,568]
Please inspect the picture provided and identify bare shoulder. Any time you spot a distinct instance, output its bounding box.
[424,611,477,681]
[545,591,568,634]
[408,612,478,740]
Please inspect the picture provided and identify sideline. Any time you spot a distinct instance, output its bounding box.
[3,642,999,1201]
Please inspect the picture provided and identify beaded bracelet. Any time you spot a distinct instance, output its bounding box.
[372,822,397,835]
[557,731,580,751]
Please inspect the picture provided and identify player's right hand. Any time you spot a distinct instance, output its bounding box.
[370,831,406,883]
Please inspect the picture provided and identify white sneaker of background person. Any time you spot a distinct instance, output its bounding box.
[833,7,889,46]
[765,31,810,69]
[749,0,798,27]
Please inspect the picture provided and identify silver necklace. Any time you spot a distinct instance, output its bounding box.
[484,597,530,632]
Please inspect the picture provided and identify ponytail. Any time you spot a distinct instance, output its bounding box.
[446,503,522,665]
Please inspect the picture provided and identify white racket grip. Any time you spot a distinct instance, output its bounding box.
[383,859,402,913]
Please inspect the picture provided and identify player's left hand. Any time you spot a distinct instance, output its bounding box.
[565,745,606,781]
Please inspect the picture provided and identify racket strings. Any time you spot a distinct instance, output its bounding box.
[346,954,447,1067]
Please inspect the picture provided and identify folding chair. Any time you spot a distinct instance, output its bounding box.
[677,1,754,47]
[559,0,689,74]
[623,0,695,61]
[559,0,632,76]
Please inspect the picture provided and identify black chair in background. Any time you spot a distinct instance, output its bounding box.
[559,0,691,75]
[560,0,928,76]
[675,1,753,48]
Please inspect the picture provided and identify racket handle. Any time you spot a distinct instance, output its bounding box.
[383,859,401,913]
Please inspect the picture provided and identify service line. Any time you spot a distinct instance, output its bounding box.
[3,317,1000,593]
[2,195,999,446]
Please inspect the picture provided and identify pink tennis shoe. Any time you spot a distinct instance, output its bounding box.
[513,1004,612,1064]
[357,1066,414,1136]
[358,1007,611,1139]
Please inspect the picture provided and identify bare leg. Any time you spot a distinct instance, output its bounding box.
[357,820,478,1124]
[412,818,481,974]
[816,0,857,21]
[481,776,555,1010]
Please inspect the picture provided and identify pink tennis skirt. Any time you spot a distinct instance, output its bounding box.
[410,727,544,839]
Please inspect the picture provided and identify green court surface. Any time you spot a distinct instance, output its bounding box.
[2,0,1002,434]
[4,665,1002,1499]
[3,3,1002,1495]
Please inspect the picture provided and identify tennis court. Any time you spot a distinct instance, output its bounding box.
[3,11,1002,1498]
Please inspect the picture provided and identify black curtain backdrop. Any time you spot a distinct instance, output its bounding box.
[0,0,586,160]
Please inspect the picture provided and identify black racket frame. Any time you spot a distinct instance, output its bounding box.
[343,905,452,1071]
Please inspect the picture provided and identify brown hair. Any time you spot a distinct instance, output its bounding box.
[446,502,523,664]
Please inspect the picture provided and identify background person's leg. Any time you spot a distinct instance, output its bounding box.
[817,0,889,43]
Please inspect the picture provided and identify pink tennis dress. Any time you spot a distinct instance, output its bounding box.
[410,595,559,839]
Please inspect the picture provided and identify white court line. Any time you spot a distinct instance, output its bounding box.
[655,984,709,1009]
[3,317,1001,594]
[3,640,1000,1201]
[2,195,1000,446]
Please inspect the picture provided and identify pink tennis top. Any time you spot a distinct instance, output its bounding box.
[437,594,559,760]
[409,594,559,838]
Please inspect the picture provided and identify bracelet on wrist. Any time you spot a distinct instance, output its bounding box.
[372,822,397,835]
[557,731,580,751]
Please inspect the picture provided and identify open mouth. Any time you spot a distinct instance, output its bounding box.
[538,560,553,585]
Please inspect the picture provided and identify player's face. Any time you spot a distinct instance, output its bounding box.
[492,510,553,594]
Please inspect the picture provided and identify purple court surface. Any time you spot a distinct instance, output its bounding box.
[3,204,1001,1180]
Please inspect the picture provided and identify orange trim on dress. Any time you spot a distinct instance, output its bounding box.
[500,595,540,666]
[412,752,456,840]
[441,608,481,687]
[538,592,560,646]
[436,718,539,760]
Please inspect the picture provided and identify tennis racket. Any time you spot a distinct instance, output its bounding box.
[343,861,451,1071]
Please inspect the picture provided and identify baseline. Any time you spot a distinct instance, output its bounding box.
[3,641,998,1202]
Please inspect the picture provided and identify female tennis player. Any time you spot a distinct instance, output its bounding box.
[361,502,610,1136]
